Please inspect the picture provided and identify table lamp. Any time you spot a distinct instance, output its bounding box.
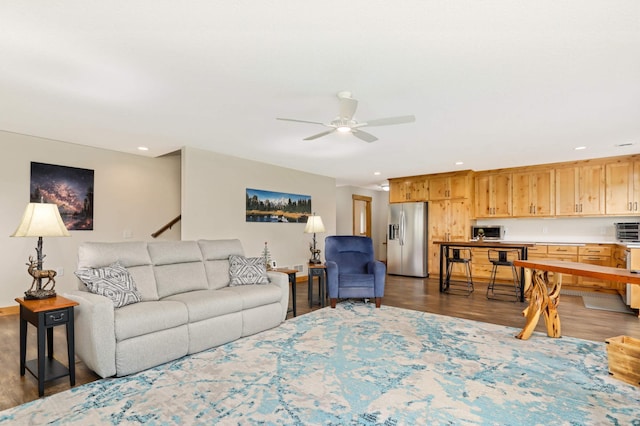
[304,213,325,264]
[11,202,71,299]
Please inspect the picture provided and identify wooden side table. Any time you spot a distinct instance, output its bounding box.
[273,268,297,317]
[308,264,327,308]
[16,295,79,396]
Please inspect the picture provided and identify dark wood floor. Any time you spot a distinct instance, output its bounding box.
[1,276,639,411]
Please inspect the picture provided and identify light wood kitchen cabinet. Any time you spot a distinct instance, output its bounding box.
[389,176,428,203]
[577,245,616,290]
[527,245,578,286]
[512,170,555,217]
[474,173,512,218]
[428,173,471,200]
[428,198,471,276]
[555,165,605,216]
[605,160,640,215]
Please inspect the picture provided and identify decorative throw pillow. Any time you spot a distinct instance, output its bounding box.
[74,261,143,308]
[229,255,269,286]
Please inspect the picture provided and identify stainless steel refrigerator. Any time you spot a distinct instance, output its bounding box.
[387,202,428,277]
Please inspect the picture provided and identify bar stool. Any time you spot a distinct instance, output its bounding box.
[486,249,521,301]
[444,247,474,295]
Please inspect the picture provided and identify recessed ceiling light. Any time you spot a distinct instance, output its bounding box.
[138,146,149,151]
[455,161,464,165]
[574,146,587,150]
[374,171,381,176]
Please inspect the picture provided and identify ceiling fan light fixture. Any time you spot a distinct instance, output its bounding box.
[337,126,352,133]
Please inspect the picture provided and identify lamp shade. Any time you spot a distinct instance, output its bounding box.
[11,203,71,238]
[304,215,325,234]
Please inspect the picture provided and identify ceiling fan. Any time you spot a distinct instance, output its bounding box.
[277,91,415,143]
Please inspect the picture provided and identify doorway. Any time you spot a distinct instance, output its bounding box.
[352,195,372,237]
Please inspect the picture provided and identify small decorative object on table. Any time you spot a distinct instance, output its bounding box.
[477,228,485,241]
[263,242,272,270]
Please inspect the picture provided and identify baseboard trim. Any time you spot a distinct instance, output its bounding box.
[0,305,19,316]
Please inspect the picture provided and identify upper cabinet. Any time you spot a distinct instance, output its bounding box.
[474,172,512,218]
[389,154,638,218]
[555,165,605,216]
[512,170,555,217]
[428,172,472,200]
[605,159,640,215]
[389,176,428,203]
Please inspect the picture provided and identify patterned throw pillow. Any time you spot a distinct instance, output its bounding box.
[75,261,143,308]
[229,255,269,286]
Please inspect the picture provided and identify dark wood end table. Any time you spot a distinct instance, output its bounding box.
[308,264,327,308]
[273,268,297,317]
[15,295,79,396]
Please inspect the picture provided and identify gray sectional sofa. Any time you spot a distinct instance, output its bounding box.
[65,239,289,378]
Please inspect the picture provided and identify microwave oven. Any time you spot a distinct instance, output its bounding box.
[471,226,503,240]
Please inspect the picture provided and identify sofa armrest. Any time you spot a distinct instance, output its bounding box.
[63,291,117,378]
[267,271,290,322]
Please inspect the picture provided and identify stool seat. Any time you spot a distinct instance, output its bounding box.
[444,247,474,296]
[486,249,520,301]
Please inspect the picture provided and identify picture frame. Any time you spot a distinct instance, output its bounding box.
[245,188,311,223]
[30,162,94,230]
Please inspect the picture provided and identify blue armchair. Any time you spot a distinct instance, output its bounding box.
[325,235,386,308]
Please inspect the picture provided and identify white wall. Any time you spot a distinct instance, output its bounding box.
[181,146,336,274]
[335,186,389,261]
[0,132,181,307]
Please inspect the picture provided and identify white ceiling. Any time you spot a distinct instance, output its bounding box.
[2,1,639,190]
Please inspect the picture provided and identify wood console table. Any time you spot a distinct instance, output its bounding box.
[435,241,533,302]
[513,260,640,340]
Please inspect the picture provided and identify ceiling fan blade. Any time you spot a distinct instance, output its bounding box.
[339,97,358,120]
[352,129,378,143]
[360,115,416,127]
[304,129,336,140]
[277,118,325,125]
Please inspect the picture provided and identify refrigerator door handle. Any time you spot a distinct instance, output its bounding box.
[399,210,405,246]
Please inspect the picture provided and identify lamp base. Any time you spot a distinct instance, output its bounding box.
[309,258,322,264]
[24,289,56,300]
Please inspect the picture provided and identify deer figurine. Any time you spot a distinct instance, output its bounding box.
[26,256,57,292]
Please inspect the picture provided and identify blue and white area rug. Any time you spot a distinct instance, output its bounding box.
[2,303,639,425]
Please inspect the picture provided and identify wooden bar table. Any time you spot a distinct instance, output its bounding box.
[435,241,534,302]
[514,260,640,340]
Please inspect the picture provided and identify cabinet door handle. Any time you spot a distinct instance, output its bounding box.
[575,204,578,212]
[556,248,568,252]
[630,202,633,211]
[579,204,583,213]
[635,202,638,211]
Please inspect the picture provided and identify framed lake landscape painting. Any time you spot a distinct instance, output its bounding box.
[30,162,94,230]
[246,188,311,223]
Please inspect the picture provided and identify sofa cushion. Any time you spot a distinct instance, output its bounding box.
[148,241,203,265]
[164,289,242,323]
[227,283,282,310]
[154,262,209,299]
[74,262,143,308]
[114,300,188,341]
[198,239,244,290]
[229,255,269,286]
[149,241,208,298]
[77,241,158,300]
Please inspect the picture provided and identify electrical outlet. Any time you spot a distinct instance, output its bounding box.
[542,227,548,234]
[295,264,304,272]
[55,267,64,277]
